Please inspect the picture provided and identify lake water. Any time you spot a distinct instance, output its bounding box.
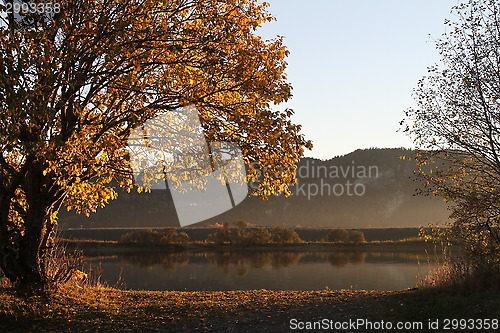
[84,250,443,291]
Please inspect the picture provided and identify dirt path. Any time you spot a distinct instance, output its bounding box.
[202,290,392,333]
[0,288,396,332]
[2,287,496,332]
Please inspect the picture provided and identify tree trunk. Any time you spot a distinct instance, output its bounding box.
[0,204,62,288]
[17,211,48,287]
[0,163,62,289]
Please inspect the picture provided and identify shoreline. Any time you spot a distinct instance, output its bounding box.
[61,239,450,255]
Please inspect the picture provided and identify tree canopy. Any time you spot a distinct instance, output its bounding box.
[0,0,311,287]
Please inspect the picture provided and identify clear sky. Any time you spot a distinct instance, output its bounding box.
[257,0,462,159]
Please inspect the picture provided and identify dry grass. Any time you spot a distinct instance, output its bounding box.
[0,285,391,332]
[419,259,500,293]
[0,282,497,332]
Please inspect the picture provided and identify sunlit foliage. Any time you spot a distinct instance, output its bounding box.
[0,0,311,286]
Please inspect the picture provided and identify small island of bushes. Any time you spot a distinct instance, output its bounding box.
[116,222,367,247]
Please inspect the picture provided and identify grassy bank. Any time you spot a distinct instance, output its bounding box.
[0,285,497,332]
[60,227,422,243]
[62,238,447,255]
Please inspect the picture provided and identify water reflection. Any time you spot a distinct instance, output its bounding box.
[98,250,441,271]
[85,250,443,291]
[204,251,303,270]
[120,252,190,271]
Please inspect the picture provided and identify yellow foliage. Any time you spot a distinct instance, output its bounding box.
[0,0,311,261]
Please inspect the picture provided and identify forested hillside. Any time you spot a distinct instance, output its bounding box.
[59,148,450,229]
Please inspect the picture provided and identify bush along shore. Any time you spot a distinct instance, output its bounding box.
[60,225,448,254]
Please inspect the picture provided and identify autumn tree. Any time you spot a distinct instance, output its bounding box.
[403,0,500,266]
[269,227,302,244]
[0,0,311,287]
[323,229,349,243]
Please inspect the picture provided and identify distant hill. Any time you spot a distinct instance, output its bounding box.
[59,148,450,229]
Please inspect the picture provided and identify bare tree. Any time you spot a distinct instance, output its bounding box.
[403,0,500,264]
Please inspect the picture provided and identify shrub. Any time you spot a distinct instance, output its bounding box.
[323,229,349,242]
[159,228,190,245]
[269,227,303,244]
[120,229,160,245]
[420,259,500,293]
[348,230,366,243]
[45,240,86,286]
[207,226,234,244]
[119,228,190,246]
[238,227,272,245]
[207,226,303,245]
[322,229,366,243]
